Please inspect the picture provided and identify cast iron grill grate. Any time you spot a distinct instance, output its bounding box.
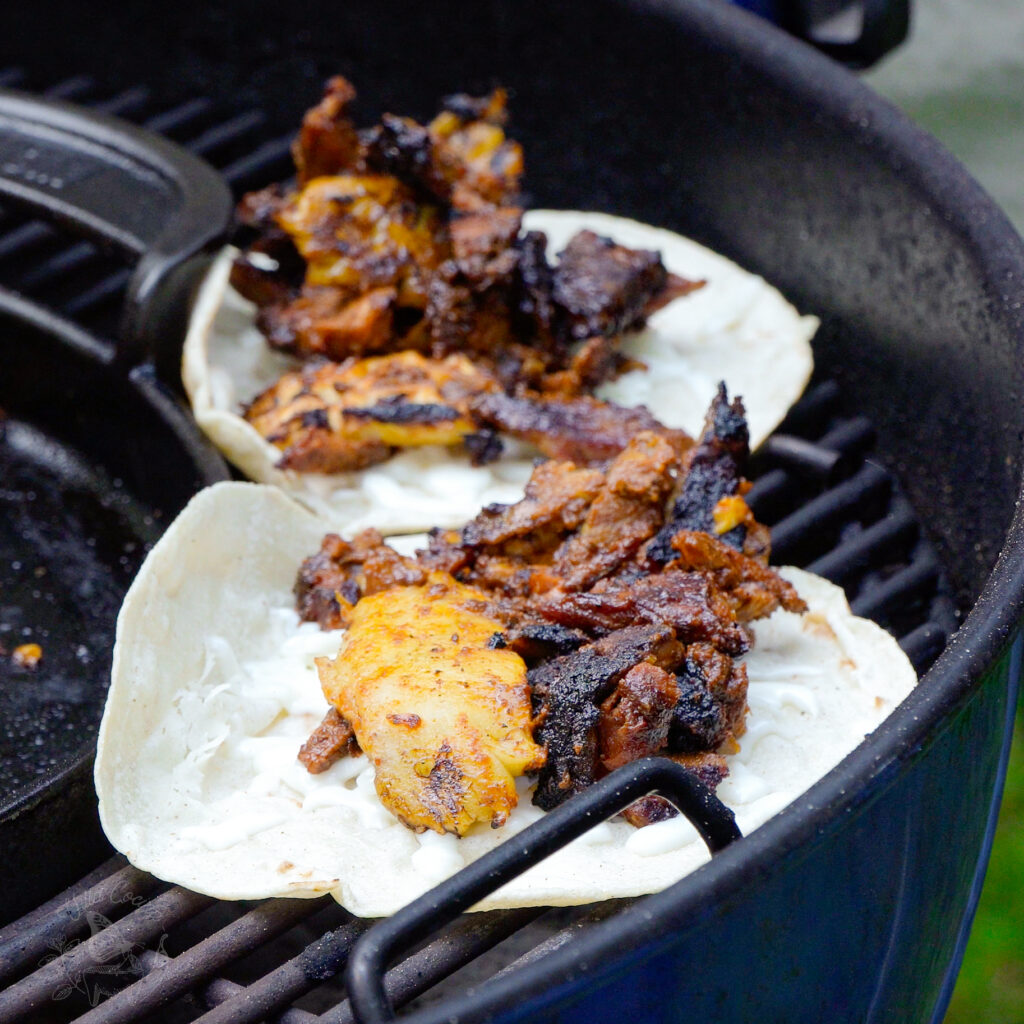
[0,71,959,1024]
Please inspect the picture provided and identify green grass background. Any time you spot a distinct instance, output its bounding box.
[944,708,1024,1022]
[863,7,1024,1018]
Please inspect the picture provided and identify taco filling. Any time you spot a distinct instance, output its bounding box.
[183,79,816,532]
[295,385,804,835]
[96,387,915,916]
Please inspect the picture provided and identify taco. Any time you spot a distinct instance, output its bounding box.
[181,79,816,534]
[95,396,913,918]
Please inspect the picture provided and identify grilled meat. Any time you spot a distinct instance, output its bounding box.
[553,229,700,341]
[647,382,756,564]
[232,77,698,419]
[469,392,692,463]
[295,529,426,630]
[298,707,360,774]
[549,431,679,590]
[534,570,751,655]
[243,351,499,472]
[598,663,681,771]
[316,576,544,835]
[529,625,684,809]
[298,388,802,828]
[292,75,365,185]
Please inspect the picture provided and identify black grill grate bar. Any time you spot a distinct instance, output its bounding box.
[0,67,26,88]
[743,466,791,522]
[320,908,543,1024]
[184,963,318,1024]
[76,898,333,1024]
[191,920,370,1024]
[220,135,295,192]
[62,267,131,317]
[816,415,876,458]
[806,500,919,583]
[767,461,892,564]
[143,97,216,138]
[850,554,940,621]
[769,380,841,438]
[0,861,164,988]
[900,620,954,674]
[93,85,151,117]
[0,221,59,260]
[0,887,215,1023]
[16,239,103,293]
[0,856,127,947]
[488,901,629,983]
[184,110,267,158]
[757,434,848,485]
[43,74,95,99]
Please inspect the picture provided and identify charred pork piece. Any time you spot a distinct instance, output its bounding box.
[243,351,499,473]
[295,529,426,629]
[230,186,307,307]
[363,87,523,211]
[550,431,680,590]
[598,663,681,771]
[426,91,524,211]
[646,382,752,564]
[669,642,748,753]
[512,229,560,352]
[298,707,361,773]
[449,208,523,286]
[470,391,691,463]
[292,76,366,184]
[496,621,590,660]
[433,460,606,555]
[669,530,807,621]
[530,625,683,810]
[621,752,730,827]
[536,570,750,655]
[552,230,700,341]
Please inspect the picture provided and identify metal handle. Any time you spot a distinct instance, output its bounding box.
[0,88,232,369]
[346,758,741,1024]
[783,0,910,68]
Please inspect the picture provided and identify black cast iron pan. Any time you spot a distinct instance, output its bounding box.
[0,92,232,924]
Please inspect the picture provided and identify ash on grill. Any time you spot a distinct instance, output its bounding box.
[0,70,957,1024]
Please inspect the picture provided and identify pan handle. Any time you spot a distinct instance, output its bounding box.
[346,758,742,1024]
[0,88,232,369]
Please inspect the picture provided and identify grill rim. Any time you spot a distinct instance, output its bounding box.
[326,0,1024,1020]
[3,0,1024,1013]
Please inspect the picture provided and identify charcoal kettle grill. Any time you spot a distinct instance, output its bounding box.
[0,0,1021,1021]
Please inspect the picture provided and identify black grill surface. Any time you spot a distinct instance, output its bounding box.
[0,70,959,1024]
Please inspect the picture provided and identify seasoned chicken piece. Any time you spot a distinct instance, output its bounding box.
[243,351,500,472]
[276,174,447,306]
[316,575,545,835]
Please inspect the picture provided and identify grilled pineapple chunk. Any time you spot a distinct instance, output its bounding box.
[317,574,545,835]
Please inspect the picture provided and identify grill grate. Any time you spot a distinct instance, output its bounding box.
[0,69,293,338]
[0,70,959,1024]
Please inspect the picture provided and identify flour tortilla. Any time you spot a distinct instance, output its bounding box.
[182,211,816,534]
[96,482,914,918]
